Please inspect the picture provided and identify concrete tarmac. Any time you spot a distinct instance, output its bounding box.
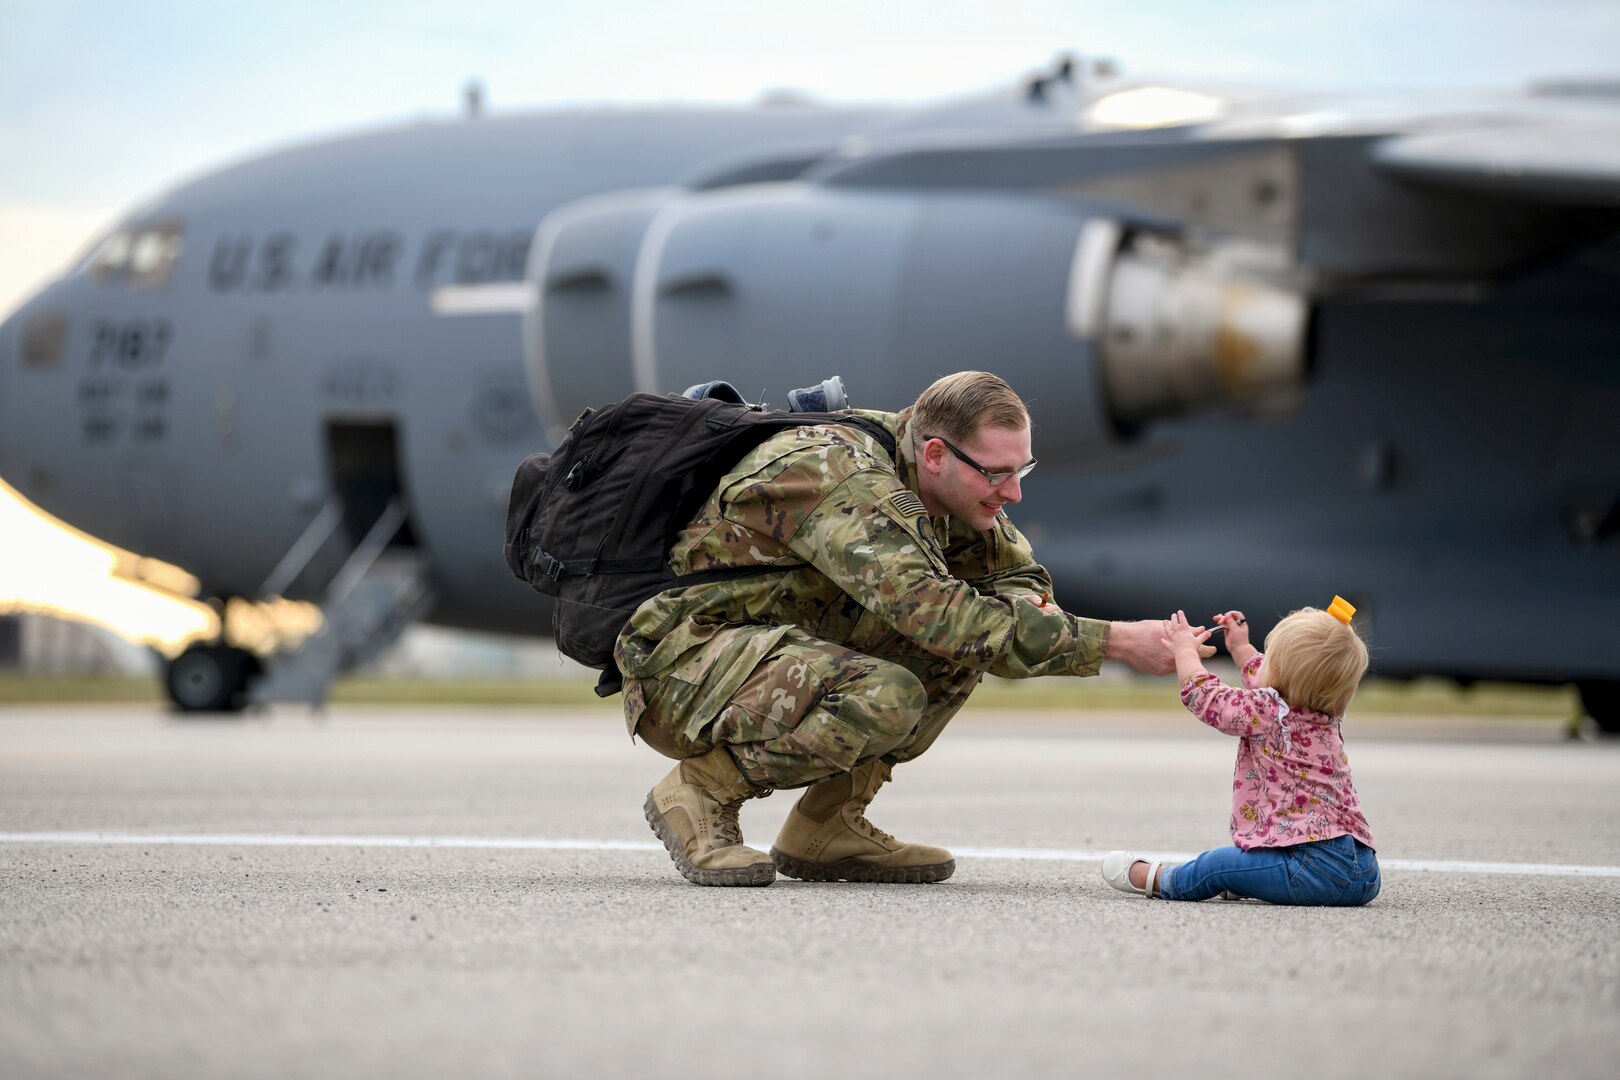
[2,703,1617,1080]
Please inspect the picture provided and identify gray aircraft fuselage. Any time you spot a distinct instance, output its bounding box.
[1,69,1617,715]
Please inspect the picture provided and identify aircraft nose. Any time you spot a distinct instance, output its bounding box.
[0,305,30,480]
[0,310,12,470]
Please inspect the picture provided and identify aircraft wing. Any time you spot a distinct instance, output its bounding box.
[807,129,1253,192]
[813,117,1620,205]
[1370,118,1620,206]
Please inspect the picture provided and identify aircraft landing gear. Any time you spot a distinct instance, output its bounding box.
[1577,681,1620,736]
[165,643,262,713]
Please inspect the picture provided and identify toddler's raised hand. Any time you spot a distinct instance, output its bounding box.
[1211,610,1250,650]
[1159,610,1213,659]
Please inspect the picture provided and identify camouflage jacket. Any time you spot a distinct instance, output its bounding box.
[614,410,1110,735]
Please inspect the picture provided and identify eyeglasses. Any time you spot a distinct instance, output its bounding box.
[924,435,1037,486]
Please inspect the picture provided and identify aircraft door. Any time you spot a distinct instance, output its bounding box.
[324,420,417,550]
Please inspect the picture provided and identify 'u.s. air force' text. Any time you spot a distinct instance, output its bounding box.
[208,229,532,293]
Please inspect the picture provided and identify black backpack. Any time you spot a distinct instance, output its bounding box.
[504,393,896,695]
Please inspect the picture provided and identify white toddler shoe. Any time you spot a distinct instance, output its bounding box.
[1101,850,1165,898]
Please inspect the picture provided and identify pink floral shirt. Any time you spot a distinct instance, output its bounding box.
[1180,654,1374,852]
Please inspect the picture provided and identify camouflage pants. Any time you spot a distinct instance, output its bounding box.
[629,625,982,790]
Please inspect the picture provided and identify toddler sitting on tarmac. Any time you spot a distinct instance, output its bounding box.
[1102,601,1380,905]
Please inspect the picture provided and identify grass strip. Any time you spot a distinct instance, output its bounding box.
[0,672,1582,717]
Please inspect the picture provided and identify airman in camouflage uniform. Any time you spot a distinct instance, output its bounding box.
[622,372,1187,887]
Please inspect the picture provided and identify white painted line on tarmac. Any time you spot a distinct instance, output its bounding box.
[0,832,661,852]
[3,831,1619,879]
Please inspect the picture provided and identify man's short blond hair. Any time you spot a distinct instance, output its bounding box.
[906,371,1030,444]
[1262,607,1369,718]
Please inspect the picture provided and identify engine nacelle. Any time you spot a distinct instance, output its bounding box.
[522,187,681,441]
[630,183,1124,457]
[524,182,1308,460]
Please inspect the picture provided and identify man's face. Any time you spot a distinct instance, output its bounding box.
[915,424,1033,531]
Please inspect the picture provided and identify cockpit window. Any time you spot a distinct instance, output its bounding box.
[128,221,184,288]
[87,230,132,280]
[87,221,184,289]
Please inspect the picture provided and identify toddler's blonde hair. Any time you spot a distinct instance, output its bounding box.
[1262,607,1369,717]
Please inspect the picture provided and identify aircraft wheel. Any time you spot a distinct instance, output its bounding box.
[165,644,259,713]
[1577,681,1620,736]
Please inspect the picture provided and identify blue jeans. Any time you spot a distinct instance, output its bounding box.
[1158,835,1380,906]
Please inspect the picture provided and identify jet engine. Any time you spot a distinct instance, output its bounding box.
[523,182,1308,459]
[522,187,682,443]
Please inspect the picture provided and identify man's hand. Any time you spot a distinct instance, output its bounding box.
[1106,617,1214,676]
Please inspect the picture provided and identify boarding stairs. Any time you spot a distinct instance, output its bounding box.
[248,497,435,708]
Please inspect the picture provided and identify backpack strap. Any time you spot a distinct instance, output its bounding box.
[840,415,898,462]
[529,550,667,583]
[705,409,897,463]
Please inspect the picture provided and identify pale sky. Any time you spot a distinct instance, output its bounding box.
[3,0,1617,319]
[1,0,1616,646]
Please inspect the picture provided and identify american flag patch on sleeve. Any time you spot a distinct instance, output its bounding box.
[886,489,928,519]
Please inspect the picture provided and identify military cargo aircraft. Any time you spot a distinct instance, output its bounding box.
[1,57,1617,728]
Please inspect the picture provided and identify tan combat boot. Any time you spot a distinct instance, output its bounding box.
[771,760,955,883]
[644,746,776,886]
